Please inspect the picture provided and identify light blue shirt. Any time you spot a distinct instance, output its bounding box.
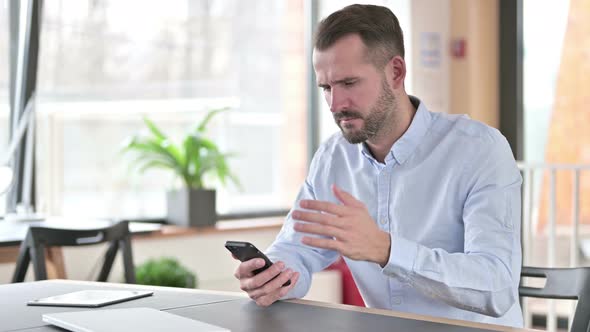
[266,96,523,327]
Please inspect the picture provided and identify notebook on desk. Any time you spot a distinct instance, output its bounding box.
[42,307,230,332]
[29,290,153,307]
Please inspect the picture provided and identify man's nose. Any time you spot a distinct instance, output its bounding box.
[329,88,349,113]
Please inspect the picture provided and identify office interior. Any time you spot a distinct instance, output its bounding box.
[0,0,587,331]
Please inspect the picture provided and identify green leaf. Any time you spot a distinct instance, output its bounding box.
[135,257,197,288]
[143,117,167,141]
[182,135,203,188]
[195,107,229,133]
[121,108,240,191]
[137,160,177,174]
[229,173,242,189]
[125,140,186,180]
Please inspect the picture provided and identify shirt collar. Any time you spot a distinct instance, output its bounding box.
[360,95,432,165]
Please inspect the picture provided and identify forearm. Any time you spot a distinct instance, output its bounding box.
[382,235,517,317]
[266,235,339,299]
[265,243,312,299]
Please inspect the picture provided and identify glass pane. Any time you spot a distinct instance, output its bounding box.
[316,0,412,142]
[523,0,590,258]
[523,0,570,163]
[36,0,307,219]
[0,0,9,215]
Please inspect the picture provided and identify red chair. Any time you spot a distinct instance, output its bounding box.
[326,257,365,306]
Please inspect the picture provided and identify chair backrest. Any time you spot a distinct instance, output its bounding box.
[11,221,135,284]
[520,266,590,332]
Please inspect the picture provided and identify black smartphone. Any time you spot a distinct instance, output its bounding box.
[225,240,291,286]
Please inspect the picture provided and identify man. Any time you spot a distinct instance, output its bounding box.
[232,4,523,327]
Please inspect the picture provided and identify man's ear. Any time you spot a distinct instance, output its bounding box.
[388,55,406,90]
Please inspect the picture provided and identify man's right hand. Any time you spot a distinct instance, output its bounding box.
[233,258,299,307]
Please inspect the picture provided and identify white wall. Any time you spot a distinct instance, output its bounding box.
[411,0,499,127]
[410,0,451,115]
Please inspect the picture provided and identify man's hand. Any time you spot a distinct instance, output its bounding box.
[233,258,300,307]
[292,184,391,266]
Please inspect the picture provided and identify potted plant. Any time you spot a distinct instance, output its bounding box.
[135,257,197,288]
[122,108,238,227]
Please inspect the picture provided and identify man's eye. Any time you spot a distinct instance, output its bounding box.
[344,81,356,87]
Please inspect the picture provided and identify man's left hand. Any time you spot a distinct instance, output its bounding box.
[292,185,391,266]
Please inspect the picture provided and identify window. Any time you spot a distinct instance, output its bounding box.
[522,0,590,231]
[35,0,307,219]
[0,0,9,215]
[523,0,570,164]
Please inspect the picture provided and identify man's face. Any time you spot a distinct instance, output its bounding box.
[313,34,395,144]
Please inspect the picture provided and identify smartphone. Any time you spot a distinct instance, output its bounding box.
[225,240,291,286]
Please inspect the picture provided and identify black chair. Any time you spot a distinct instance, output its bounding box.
[520,266,590,332]
[12,221,136,283]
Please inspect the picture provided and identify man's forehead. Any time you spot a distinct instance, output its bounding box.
[313,53,373,84]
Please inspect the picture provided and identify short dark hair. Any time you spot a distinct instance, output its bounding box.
[314,4,405,69]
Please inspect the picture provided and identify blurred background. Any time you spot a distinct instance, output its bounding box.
[1,1,588,331]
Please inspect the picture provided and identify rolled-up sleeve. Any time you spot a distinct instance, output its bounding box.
[382,136,522,317]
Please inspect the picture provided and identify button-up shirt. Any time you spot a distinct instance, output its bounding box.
[266,96,523,327]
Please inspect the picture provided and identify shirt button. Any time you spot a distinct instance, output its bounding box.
[380,218,387,225]
[392,296,403,305]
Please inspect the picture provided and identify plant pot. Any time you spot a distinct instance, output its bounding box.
[166,188,216,228]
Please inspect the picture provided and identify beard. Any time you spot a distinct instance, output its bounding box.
[334,78,396,144]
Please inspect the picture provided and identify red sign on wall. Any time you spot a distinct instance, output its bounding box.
[451,39,467,58]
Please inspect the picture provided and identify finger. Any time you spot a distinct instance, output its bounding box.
[255,292,281,307]
[254,272,300,307]
[234,258,267,279]
[241,261,284,291]
[294,222,345,239]
[256,272,299,307]
[254,285,284,306]
[301,236,341,252]
[299,199,349,216]
[248,268,294,299]
[279,272,300,297]
[234,265,252,281]
[332,184,364,208]
[292,210,337,225]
